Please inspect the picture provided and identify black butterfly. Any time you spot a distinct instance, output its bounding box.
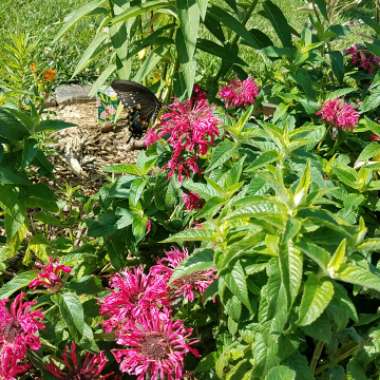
[111,80,161,137]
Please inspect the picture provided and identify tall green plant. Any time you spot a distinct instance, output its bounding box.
[55,0,277,99]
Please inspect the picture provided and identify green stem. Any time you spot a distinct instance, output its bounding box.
[315,343,360,375]
[310,341,324,374]
[108,0,115,17]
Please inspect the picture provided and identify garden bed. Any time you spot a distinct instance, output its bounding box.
[48,102,139,194]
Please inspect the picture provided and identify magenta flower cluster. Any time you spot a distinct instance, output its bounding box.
[219,77,260,108]
[46,342,116,380]
[100,247,217,379]
[29,257,72,291]
[317,98,359,130]
[0,293,45,380]
[145,94,219,181]
[182,191,203,211]
[346,45,380,74]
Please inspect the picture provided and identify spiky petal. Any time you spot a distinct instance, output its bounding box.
[46,342,116,380]
[0,293,45,380]
[317,98,359,130]
[151,247,217,302]
[219,77,260,108]
[113,309,199,380]
[29,257,71,291]
[145,99,219,181]
[100,266,170,334]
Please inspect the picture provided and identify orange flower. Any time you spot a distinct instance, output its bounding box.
[30,63,37,73]
[43,68,57,82]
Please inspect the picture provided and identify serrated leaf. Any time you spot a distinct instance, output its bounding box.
[283,239,303,304]
[266,365,296,380]
[171,249,214,281]
[357,238,380,253]
[293,160,311,206]
[245,151,279,172]
[161,228,213,243]
[355,143,380,168]
[206,140,237,172]
[225,260,251,311]
[297,274,334,326]
[327,239,346,278]
[56,292,85,339]
[335,263,380,292]
[361,90,380,113]
[0,270,37,299]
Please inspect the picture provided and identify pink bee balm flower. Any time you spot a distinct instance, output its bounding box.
[0,293,45,380]
[191,84,207,105]
[29,257,71,291]
[145,98,219,181]
[317,98,359,130]
[46,342,116,380]
[219,77,260,108]
[151,247,217,302]
[100,266,170,334]
[112,309,199,380]
[370,134,380,142]
[182,191,203,211]
[346,45,380,74]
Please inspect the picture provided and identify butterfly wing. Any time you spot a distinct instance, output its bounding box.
[111,80,161,122]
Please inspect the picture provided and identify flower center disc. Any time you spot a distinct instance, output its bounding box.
[141,332,170,360]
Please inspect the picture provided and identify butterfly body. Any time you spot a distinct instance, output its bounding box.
[111,80,161,137]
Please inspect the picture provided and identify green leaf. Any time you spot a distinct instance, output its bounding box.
[327,239,346,278]
[112,1,173,24]
[206,140,237,172]
[56,292,85,340]
[293,160,311,206]
[335,263,380,292]
[361,93,380,113]
[245,151,279,172]
[225,260,251,311]
[329,51,344,83]
[266,365,296,380]
[297,274,334,326]
[37,120,76,132]
[314,0,328,19]
[133,48,164,83]
[260,0,295,47]
[0,270,37,299]
[104,163,141,175]
[208,4,267,50]
[0,164,30,185]
[196,0,208,20]
[161,228,213,243]
[197,39,246,65]
[282,239,303,304]
[72,30,109,78]
[176,0,201,97]
[171,249,214,281]
[89,63,116,96]
[326,87,355,100]
[357,238,380,253]
[129,178,148,207]
[204,14,225,43]
[54,0,107,42]
[0,109,30,142]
